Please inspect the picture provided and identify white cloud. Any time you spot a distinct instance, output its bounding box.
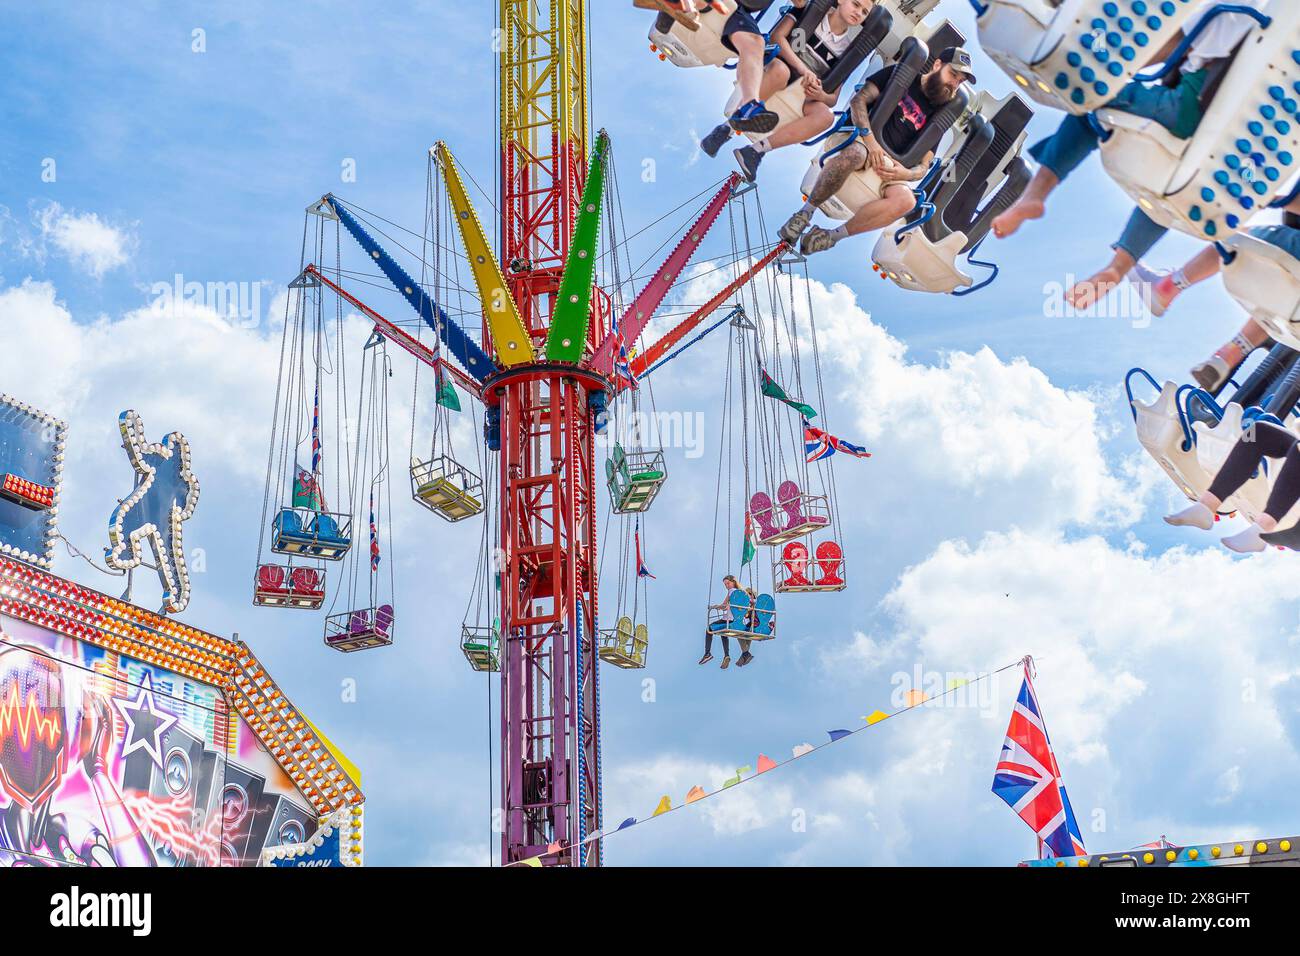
[35,202,135,278]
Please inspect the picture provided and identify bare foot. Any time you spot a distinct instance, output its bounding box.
[1065,267,1124,309]
[992,198,1045,239]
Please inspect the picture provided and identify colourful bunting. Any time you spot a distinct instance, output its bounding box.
[864,710,889,725]
[722,766,752,788]
[521,856,543,868]
[827,729,852,742]
[652,795,672,817]
[947,677,968,691]
[905,690,929,707]
[616,817,637,831]
[756,754,777,774]
[686,786,707,804]
[792,743,815,758]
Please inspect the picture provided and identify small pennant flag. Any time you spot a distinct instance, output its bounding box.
[652,795,672,817]
[311,380,322,473]
[521,856,543,868]
[292,464,326,511]
[722,766,751,789]
[685,786,707,804]
[756,754,777,774]
[804,419,872,463]
[369,490,381,573]
[616,817,637,832]
[436,374,462,412]
[792,743,815,758]
[827,729,852,742]
[613,318,639,387]
[864,710,889,725]
[760,367,818,419]
[905,690,929,708]
[741,511,757,567]
[547,841,563,854]
[635,519,655,579]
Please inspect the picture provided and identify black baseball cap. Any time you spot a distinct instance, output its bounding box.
[938,47,977,85]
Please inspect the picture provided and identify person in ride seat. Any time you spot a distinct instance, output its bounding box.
[736,584,759,668]
[778,47,975,256]
[1130,208,1300,390]
[1166,418,1300,553]
[699,0,876,183]
[701,573,742,669]
[991,0,1268,300]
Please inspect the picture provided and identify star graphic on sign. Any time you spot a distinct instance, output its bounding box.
[112,673,178,770]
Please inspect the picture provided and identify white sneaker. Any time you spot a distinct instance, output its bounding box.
[1164,502,1214,530]
[1191,355,1231,392]
[1222,525,1267,553]
[1131,261,1172,317]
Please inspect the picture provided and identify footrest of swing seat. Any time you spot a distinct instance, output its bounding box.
[415,479,485,521]
[612,481,665,514]
[1260,524,1300,550]
[598,646,648,669]
[628,471,665,484]
[714,627,776,642]
[462,643,500,672]
[757,520,828,547]
[775,580,846,593]
[324,630,393,653]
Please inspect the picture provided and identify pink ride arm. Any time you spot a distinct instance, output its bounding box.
[590,175,739,375]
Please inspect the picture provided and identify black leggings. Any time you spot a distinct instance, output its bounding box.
[1208,421,1300,521]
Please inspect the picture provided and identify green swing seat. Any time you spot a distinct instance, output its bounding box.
[461,624,500,672]
[605,443,667,514]
[598,615,649,669]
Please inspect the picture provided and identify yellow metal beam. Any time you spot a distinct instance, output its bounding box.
[432,141,534,366]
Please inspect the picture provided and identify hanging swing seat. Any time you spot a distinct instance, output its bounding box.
[774,539,846,593]
[749,480,830,546]
[324,604,394,653]
[707,589,777,641]
[606,444,667,513]
[1222,232,1300,350]
[271,506,353,559]
[599,615,650,669]
[461,624,501,672]
[410,455,485,522]
[252,564,326,609]
[1128,372,1215,504]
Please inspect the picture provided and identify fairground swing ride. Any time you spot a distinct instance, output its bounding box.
[247,0,907,867]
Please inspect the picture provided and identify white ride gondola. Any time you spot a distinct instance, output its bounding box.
[871,89,1033,293]
[647,0,749,68]
[974,0,1201,114]
[1097,2,1300,244]
[1221,227,1300,349]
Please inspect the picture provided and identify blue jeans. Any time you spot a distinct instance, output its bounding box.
[1251,224,1300,260]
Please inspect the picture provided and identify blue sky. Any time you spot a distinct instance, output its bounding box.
[1,0,1298,867]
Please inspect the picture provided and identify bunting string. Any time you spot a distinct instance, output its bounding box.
[508,654,1033,866]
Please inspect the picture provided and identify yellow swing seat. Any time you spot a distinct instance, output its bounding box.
[599,616,649,669]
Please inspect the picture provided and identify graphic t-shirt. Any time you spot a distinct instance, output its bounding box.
[863,65,944,157]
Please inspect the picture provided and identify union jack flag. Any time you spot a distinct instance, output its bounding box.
[992,663,1087,860]
[803,420,871,463]
[635,519,654,579]
[369,490,380,573]
[311,380,322,474]
[612,318,638,387]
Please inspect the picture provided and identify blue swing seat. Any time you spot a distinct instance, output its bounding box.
[707,588,777,642]
[271,506,353,560]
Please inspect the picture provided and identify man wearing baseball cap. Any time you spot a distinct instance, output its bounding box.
[780,45,976,256]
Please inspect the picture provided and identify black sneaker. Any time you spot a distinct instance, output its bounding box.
[720,655,731,669]
[734,145,764,182]
[698,653,713,665]
[700,123,731,158]
[736,652,754,667]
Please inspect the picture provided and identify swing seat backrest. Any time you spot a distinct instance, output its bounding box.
[375,604,395,635]
[727,589,752,630]
[815,540,844,586]
[348,610,371,634]
[778,480,828,529]
[782,542,811,584]
[289,566,322,595]
[274,509,304,538]
[616,616,635,642]
[752,593,776,637]
[749,491,780,539]
[258,564,286,591]
[314,513,342,541]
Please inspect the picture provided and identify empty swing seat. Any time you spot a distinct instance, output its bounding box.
[1222,232,1300,350]
[411,455,485,522]
[253,564,326,609]
[324,604,394,653]
[1128,373,1216,504]
[975,0,1200,115]
[599,616,650,669]
[774,539,847,592]
[461,624,501,672]
[272,506,353,560]
[750,480,830,546]
[647,0,740,69]
[606,444,667,514]
[707,589,777,642]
